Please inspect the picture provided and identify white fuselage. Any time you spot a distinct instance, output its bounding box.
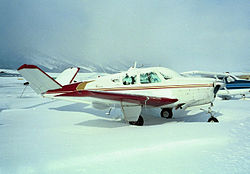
[81,67,217,108]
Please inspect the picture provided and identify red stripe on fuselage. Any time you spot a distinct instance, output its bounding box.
[46,83,213,94]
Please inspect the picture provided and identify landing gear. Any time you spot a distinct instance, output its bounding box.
[208,116,219,122]
[160,108,173,119]
[201,107,219,123]
[129,115,144,126]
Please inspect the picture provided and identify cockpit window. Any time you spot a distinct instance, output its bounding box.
[225,76,235,83]
[140,72,161,84]
[123,74,137,85]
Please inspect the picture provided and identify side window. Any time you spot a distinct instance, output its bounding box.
[226,76,235,83]
[150,72,161,83]
[140,73,150,84]
[123,74,137,85]
[140,72,161,84]
[111,78,120,83]
[160,72,171,80]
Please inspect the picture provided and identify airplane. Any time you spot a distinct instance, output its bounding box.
[182,71,250,100]
[18,64,222,126]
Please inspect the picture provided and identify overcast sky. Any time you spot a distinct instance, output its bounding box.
[0,0,249,72]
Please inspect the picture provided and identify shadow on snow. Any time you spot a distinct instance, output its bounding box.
[50,103,222,127]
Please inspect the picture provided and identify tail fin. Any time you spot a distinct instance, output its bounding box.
[18,64,62,94]
[56,67,80,86]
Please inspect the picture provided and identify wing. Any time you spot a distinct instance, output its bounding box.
[217,88,250,100]
[55,90,178,107]
[181,71,226,79]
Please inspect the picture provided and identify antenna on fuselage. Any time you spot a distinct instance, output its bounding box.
[132,61,144,68]
[128,61,137,71]
[133,61,137,68]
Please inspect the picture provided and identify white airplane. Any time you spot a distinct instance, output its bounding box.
[182,71,250,100]
[18,64,222,126]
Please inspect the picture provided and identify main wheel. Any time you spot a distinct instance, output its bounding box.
[129,115,144,126]
[208,117,219,122]
[161,108,173,119]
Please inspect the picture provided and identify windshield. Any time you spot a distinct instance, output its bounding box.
[140,72,161,84]
[225,76,236,83]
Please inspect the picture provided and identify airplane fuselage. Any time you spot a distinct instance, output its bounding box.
[46,67,219,110]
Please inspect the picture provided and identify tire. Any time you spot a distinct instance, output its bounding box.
[208,117,219,123]
[129,115,144,126]
[161,108,173,119]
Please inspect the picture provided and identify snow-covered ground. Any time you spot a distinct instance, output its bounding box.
[0,76,250,174]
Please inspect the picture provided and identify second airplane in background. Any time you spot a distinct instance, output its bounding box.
[182,71,250,100]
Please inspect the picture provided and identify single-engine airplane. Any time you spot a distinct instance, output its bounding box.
[18,64,222,126]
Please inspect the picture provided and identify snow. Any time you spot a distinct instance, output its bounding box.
[0,76,250,174]
[0,69,18,74]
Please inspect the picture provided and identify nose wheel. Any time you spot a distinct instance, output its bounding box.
[201,107,219,123]
[208,116,219,122]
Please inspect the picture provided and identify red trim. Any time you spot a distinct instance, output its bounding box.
[56,90,178,107]
[69,67,80,84]
[18,64,38,70]
[46,82,81,94]
[17,64,62,87]
[45,83,213,94]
